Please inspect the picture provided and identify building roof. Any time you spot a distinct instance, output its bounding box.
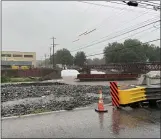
[1,61,32,66]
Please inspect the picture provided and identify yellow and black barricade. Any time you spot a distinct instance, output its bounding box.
[110,82,120,108]
[110,82,147,107]
[110,82,161,108]
[119,86,147,105]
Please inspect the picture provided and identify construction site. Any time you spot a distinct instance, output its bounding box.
[2,1,160,138]
[2,65,161,138]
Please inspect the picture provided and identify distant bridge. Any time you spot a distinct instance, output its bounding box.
[70,61,161,74]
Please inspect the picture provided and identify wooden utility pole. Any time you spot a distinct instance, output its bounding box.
[51,37,59,68]
[44,54,47,67]
[49,46,52,64]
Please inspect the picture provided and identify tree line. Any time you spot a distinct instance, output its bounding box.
[45,39,160,67]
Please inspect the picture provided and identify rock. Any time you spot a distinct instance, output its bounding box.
[1,82,110,117]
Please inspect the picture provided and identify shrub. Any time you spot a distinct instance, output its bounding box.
[1,76,10,83]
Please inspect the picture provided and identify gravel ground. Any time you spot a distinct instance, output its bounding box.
[2,82,111,117]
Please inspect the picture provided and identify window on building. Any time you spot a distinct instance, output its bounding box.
[1,54,11,57]
[13,54,22,57]
[24,55,33,58]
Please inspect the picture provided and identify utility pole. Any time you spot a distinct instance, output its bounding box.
[49,46,52,65]
[51,37,59,68]
[44,53,47,67]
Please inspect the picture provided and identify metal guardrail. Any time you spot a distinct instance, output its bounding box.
[119,87,146,105]
[145,87,161,100]
[109,81,161,108]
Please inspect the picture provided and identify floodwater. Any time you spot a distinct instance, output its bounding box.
[50,76,139,86]
[2,105,160,138]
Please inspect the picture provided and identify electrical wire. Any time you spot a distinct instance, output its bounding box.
[76,3,103,37]
[108,1,158,11]
[87,25,158,56]
[71,19,160,52]
[75,10,148,40]
[86,38,160,57]
[72,1,159,43]
[71,16,159,50]
[139,1,160,7]
[141,1,160,6]
[77,9,126,37]
[138,1,160,11]
[153,22,160,29]
[72,9,127,42]
[72,1,104,42]
[78,1,148,13]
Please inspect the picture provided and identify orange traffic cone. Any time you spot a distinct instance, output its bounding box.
[95,90,108,112]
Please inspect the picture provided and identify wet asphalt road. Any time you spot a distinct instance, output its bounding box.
[2,105,160,138]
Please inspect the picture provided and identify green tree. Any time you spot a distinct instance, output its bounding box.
[103,39,159,63]
[104,42,124,63]
[86,58,93,65]
[86,58,105,65]
[74,51,86,66]
[50,48,73,65]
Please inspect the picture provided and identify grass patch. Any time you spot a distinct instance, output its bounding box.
[1,76,10,83]
[1,77,39,83]
[30,108,51,114]
[10,77,37,82]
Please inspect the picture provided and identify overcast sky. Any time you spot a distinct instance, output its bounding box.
[2,1,160,60]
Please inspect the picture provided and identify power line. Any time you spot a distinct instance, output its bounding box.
[87,25,158,56]
[139,1,160,11]
[73,9,127,42]
[70,16,158,51]
[72,1,159,46]
[110,1,160,12]
[139,1,160,7]
[110,1,154,10]
[98,16,159,40]
[73,9,148,42]
[145,1,160,4]
[76,2,103,37]
[153,22,160,29]
[86,38,160,57]
[141,1,160,6]
[74,0,157,41]
[71,19,160,52]
[78,1,148,13]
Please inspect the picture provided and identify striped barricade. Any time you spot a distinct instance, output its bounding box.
[110,82,120,107]
[110,82,147,107]
[110,82,160,108]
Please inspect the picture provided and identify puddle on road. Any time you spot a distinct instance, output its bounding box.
[96,107,160,137]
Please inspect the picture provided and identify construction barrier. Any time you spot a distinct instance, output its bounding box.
[119,87,146,105]
[110,82,161,108]
[145,87,161,100]
[110,82,120,107]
